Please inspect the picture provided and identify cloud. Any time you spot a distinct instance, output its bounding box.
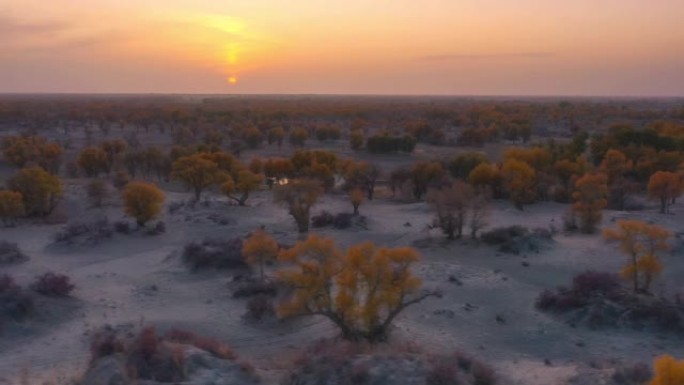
[0,15,68,36]
[416,52,556,61]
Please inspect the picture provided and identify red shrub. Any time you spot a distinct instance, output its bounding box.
[31,272,75,296]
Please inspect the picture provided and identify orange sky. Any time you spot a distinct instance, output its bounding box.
[1,0,683,95]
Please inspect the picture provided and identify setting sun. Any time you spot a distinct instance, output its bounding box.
[227,76,238,85]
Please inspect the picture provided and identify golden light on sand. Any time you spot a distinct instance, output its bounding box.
[227,76,238,85]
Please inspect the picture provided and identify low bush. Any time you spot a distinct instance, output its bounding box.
[0,274,34,321]
[333,213,353,229]
[113,220,131,234]
[244,295,275,321]
[612,362,652,385]
[311,211,334,228]
[182,238,247,271]
[481,225,551,254]
[285,341,495,385]
[537,271,684,332]
[233,280,278,298]
[164,328,235,360]
[146,221,166,236]
[0,241,29,264]
[31,272,75,296]
[54,218,113,245]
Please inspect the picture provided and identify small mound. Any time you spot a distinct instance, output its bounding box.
[0,241,29,265]
[283,340,496,385]
[83,326,261,385]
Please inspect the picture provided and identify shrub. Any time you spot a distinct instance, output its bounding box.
[164,328,235,360]
[0,275,34,321]
[612,362,651,385]
[54,218,113,245]
[90,327,126,362]
[182,238,247,271]
[31,272,75,296]
[572,271,621,297]
[114,220,131,234]
[311,210,334,228]
[146,221,166,236]
[481,226,529,245]
[233,280,278,298]
[244,295,275,321]
[333,213,353,229]
[0,241,29,264]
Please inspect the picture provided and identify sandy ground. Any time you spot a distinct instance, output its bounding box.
[1,180,683,385]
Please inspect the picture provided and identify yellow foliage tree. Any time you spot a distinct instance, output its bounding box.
[468,163,501,196]
[273,178,323,233]
[501,158,536,210]
[171,153,224,201]
[603,219,671,293]
[571,173,608,233]
[242,229,279,282]
[277,234,439,342]
[221,168,263,206]
[0,190,25,226]
[7,167,62,217]
[78,146,108,177]
[349,187,364,215]
[649,355,684,385]
[123,181,165,227]
[648,171,682,214]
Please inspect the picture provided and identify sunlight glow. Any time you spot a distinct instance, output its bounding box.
[227,76,238,85]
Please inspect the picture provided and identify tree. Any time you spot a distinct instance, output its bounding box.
[501,159,536,210]
[427,181,473,240]
[410,161,444,200]
[123,181,165,227]
[242,229,279,282]
[268,126,286,147]
[7,167,62,217]
[87,179,108,208]
[273,179,323,233]
[341,160,380,200]
[78,146,108,177]
[277,234,440,342]
[350,130,364,150]
[171,154,224,201]
[468,163,501,197]
[603,219,671,293]
[244,126,264,149]
[571,173,608,233]
[0,190,24,226]
[648,171,682,214]
[349,187,364,215]
[649,355,684,385]
[289,127,308,147]
[100,139,127,174]
[600,149,633,210]
[221,168,263,206]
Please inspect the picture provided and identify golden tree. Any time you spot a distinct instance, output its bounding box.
[267,126,286,147]
[501,158,536,210]
[171,153,224,201]
[78,146,108,177]
[0,190,25,226]
[7,167,62,217]
[349,187,364,215]
[603,219,671,293]
[221,168,263,206]
[410,161,444,200]
[350,130,364,150]
[273,179,323,233]
[600,149,633,210]
[277,234,439,342]
[648,171,682,214]
[242,229,279,282]
[571,173,608,233]
[289,127,308,147]
[468,162,501,196]
[123,181,165,226]
[100,139,127,174]
[649,355,684,385]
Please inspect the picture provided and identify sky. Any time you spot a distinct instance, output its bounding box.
[1,0,683,96]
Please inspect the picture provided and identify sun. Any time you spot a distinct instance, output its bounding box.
[227,76,238,85]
